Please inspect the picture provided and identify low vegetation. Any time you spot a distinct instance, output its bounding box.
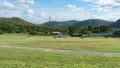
[0,34,120,52]
[0,33,119,68]
[0,47,120,68]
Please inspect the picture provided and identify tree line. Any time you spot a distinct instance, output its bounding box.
[68,26,112,36]
[0,24,114,36]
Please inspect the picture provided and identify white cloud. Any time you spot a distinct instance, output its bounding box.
[17,0,34,8]
[91,6,112,12]
[65,4,84,11]
[83,0,93,2]
[83,0,120,6]
[23,9,34,16]
[83,0,120,12]
[95,0,119,6]
[102,12,120,21]
[0,1,16,9]
[38,12,48,17]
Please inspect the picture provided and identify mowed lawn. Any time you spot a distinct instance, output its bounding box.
[0,34,120,52]
[0,34,120,68]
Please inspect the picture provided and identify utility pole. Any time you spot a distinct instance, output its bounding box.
[49,16,51,22]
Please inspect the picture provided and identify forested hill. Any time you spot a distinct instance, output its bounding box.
[0,17,34,26]
[42,20,79,27]
[109,19,120,28]
[74,19,113,27]
[42,19,113,27]
[0,17,64,35]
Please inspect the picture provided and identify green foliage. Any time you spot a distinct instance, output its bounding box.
[100,26,109,32]
[0,17,67,35]
[88,26,94,32]
[93,27,101,33]
[68,26,111,37]
[86,31,93,37]
[113,30,120,37]
[0,30,3,34]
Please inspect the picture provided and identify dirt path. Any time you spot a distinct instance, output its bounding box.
[0,45,120,57]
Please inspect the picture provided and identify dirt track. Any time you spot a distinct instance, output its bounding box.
[0,45,120,57]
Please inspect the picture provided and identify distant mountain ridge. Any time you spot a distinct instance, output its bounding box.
[109,19,120,28]
[42,19,113,27]
[42,20,79,27]
[74,19,113,27]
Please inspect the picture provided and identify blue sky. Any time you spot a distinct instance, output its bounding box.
[0,0,120,24]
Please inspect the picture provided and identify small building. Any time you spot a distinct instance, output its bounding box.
[51,31,65,38]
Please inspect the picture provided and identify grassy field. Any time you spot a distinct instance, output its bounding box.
[0,34,120,52]
[0,34,120,68]
[0,48,120,68]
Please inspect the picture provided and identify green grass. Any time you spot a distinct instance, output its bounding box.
[0,34,120,52]
[0,48,120,68]
[0,34,120,68]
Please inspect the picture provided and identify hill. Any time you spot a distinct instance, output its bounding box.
[42,20,79,27]
[0,17,64,35]
[0,17,38,34]
[74,19,113,27]
[0,17,34,26]
[109,19,120,28]
[42,19,113,27]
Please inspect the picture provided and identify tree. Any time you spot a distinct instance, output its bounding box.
[0,30,3,34]
[113,30,120,37]
[88,26,94,32]
[100,26,109,32]
[81,28,88,33]
[93,27,100,33]
[86,31,92,37]
[68,26,75,35]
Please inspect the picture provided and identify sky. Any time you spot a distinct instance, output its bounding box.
[0,0,120,24]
